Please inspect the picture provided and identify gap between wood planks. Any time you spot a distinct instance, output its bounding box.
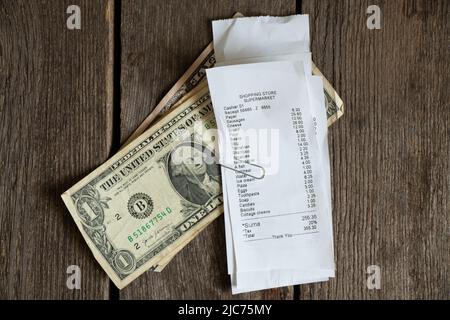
[109,0,121,301]
[107,0,304,300]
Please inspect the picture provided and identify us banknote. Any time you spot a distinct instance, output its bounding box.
[62,86,223,288]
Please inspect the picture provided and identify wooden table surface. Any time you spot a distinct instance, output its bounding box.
[0,0,448,300]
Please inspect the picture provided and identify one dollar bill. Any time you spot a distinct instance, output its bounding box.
[62,86,223,289]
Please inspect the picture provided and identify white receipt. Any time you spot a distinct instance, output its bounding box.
[207,61,334,293]
[224,76,334,294]
[213,15,310,62]
[209,14,335,294]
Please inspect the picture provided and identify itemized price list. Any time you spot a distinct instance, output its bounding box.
[290,108,317,210]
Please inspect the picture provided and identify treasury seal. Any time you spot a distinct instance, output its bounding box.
[127,193,153,219]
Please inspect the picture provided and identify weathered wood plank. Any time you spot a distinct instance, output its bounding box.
[300,0,450,299]
[0,0,113,299]
[119,0,296,299]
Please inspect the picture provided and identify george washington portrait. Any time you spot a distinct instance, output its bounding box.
[167,142,220,206]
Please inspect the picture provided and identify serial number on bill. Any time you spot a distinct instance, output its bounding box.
[178,304,272,317]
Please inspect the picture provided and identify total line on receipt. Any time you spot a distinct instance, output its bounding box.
[244,231,320,243]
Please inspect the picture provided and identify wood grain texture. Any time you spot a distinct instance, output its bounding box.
[0,0,113,299]
[119,0,296,299]
[1,0,447,300]
[300,0,450,299]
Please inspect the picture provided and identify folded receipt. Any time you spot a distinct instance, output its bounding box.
[206,14,335,294]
